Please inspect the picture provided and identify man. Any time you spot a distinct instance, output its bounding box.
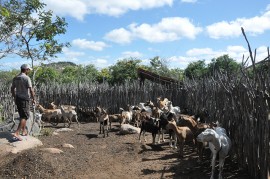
[11,64,36,140]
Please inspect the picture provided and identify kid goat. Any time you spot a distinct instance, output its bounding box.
[94,107,110,138]
[197,126,231,179]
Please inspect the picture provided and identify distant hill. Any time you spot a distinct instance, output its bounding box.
[42,61,77,70]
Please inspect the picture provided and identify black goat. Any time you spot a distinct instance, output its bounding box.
[139,117,160,144]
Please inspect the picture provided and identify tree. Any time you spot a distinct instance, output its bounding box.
[0,3,16,59]
[207,55,240,76]
[61,66,78,83]
[0,0,69,82]
[184,60,207,79]
[34,66,59,85]
[170,68,184,81]
[148,56,171,77]
[97,68,111,83]
[109,58,141,85]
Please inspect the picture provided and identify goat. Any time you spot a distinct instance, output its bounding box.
[108,114,121,123]
[59,105,79,128]
[197,126,232,179]
[139,116,160,144]
[119,107,133,126]
[166,120,195,158]
[36,104,62,125]
[178,114,210,161]
[194,108,209,123]
[35,112,44,131]
[157,111,177,148]
[94,107,110,138]
[49,101,76,111]
[138,101,153,116]
[167,101,181,115]
[157,97,169,111]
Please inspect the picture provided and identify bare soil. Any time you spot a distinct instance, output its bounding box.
[0,122,251,179]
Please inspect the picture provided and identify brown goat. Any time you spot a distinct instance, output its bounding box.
[157,97,169,110]
[36,104,62,125]
[178,114,210,161]
[166,120,194,157]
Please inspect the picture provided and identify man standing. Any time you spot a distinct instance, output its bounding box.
[11,64,36,140]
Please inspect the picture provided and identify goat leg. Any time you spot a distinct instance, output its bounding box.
[210,153,217,179]
[218,156,225,179]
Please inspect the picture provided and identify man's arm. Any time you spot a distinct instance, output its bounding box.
[29,87,36,104]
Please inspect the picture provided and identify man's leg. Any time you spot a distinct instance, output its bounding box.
[21,119,27,136]
[13,118,24,140]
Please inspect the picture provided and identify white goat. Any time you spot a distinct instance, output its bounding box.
[197,126,232,179]
[59,105,79,128]
[119,107,133,126]
[167,101,181,115]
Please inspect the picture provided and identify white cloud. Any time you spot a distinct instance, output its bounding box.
[121,51,143,58]
[181,0,197,3]
[62,47,85,58]
[206,9,270,39]
[43,0,173,20]
[105,17,202,43]
[72,39,108,51]
[92,58,111,69]
[104,28,133,44]
[167,56,199,69]
[43,0,88,21]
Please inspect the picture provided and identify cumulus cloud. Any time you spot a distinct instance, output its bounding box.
[104,28,133,44]
[105,17,202,43]
[43,0,88,21]
[43,0,173,20]
[167,56,199,69]
[181,0,197,3]
[206,8,270,39]
[62,47,85,58]
[72,39,108,51]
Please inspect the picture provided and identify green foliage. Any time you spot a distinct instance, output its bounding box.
[41,128,53,136]
[61,66,79,83]
[97,68,111,83]
[184,60,207,79]
[170,68,185,81]
[207,55,240,76]
[0,6,9,17]
[148,56,171,77]
[108,58,142,85]
[35,66,60,84]
[0,0,69,62]
[0,69,19,83]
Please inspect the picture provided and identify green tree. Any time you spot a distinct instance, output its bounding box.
[109,58,141,85]
[97,68,111,83]
[35,66,59,85]
[207,55,240,76]
[61,66,78,83]
[184,60,207,79]
[0,0,69,83]
[170,68,184,81]
[148,56,171,77]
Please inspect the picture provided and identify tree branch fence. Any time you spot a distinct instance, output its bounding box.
[1,68,269,178]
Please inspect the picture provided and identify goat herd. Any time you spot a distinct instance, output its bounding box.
[35,97,232,179]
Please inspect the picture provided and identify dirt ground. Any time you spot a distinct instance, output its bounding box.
[0,122,251,179]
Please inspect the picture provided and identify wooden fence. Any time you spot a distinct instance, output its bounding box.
[0,74,269,178]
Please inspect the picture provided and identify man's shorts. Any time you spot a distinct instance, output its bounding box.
[16,97,30,120]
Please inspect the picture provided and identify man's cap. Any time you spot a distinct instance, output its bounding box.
[20,64,32,70]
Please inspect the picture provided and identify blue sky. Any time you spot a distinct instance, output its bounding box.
[1,0,270,71]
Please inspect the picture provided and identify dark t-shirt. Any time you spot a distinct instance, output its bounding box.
[11,73,32,100]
